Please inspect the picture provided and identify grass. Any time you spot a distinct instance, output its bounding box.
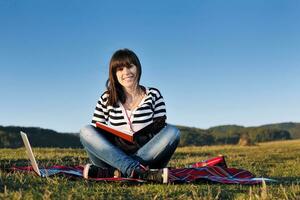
[1,140,300,199]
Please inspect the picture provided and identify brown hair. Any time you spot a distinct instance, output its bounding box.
[106,49,142,106]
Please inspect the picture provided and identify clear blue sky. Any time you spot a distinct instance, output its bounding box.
[1,0,299,132]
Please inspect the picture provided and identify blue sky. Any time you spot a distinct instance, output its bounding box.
[1,0,299,132]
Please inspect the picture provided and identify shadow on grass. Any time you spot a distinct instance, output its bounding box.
[270,177,300,185]
[0,157,86,172]
[0,177,4,193]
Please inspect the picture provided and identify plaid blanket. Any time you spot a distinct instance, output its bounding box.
[11,155,275,184]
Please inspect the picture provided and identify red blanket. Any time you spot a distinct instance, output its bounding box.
[11,155,276,184]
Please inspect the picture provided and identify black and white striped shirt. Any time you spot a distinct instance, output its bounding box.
[91,87,167,134]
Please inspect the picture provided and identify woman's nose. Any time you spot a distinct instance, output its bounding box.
[122,67,130,74]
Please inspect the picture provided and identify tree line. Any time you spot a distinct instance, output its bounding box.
[178,124,293,146]
[0,126,82,148]
[0,122,299,148]
[178,122,300,146]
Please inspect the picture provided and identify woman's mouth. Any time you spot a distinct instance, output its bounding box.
[123,76,134,81]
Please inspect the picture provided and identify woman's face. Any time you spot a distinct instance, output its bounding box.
[116,64,139,90]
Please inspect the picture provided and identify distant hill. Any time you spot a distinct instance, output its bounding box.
[0,122,299,148]
[207,122,300,139]
[258,122,300,138]
[177,122,299,146]
[208,125,245,132]
[0,126,82,148]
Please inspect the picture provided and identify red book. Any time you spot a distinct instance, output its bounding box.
[96,122,135,142]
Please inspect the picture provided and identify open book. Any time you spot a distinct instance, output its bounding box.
[96,122,136,142]
[96,117,166,143]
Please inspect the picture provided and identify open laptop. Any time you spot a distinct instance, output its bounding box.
[20,131,65,177]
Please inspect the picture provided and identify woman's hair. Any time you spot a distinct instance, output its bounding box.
[106,48,142,106]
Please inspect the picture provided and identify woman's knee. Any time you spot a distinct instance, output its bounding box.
[79,124,96,142]
[162,124,181,145]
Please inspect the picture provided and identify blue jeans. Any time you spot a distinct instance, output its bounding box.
[80,124,180,177]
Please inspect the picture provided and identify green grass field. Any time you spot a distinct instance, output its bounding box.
[1,140,300,200]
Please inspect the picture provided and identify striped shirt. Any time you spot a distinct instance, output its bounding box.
[91,87,167,134]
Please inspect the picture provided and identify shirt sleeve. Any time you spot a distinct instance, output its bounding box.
[91,92,109,126]
[152,88,167,119]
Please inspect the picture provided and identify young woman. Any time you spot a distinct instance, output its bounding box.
[80,49,180,181]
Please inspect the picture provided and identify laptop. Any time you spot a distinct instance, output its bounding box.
[20,131,62,177]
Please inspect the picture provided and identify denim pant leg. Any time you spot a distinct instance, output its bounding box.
[80,125,139,177]
[133,124,180,169]
[85,151,111,168]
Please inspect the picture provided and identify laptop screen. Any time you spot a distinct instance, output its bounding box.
[20,131,41,176]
